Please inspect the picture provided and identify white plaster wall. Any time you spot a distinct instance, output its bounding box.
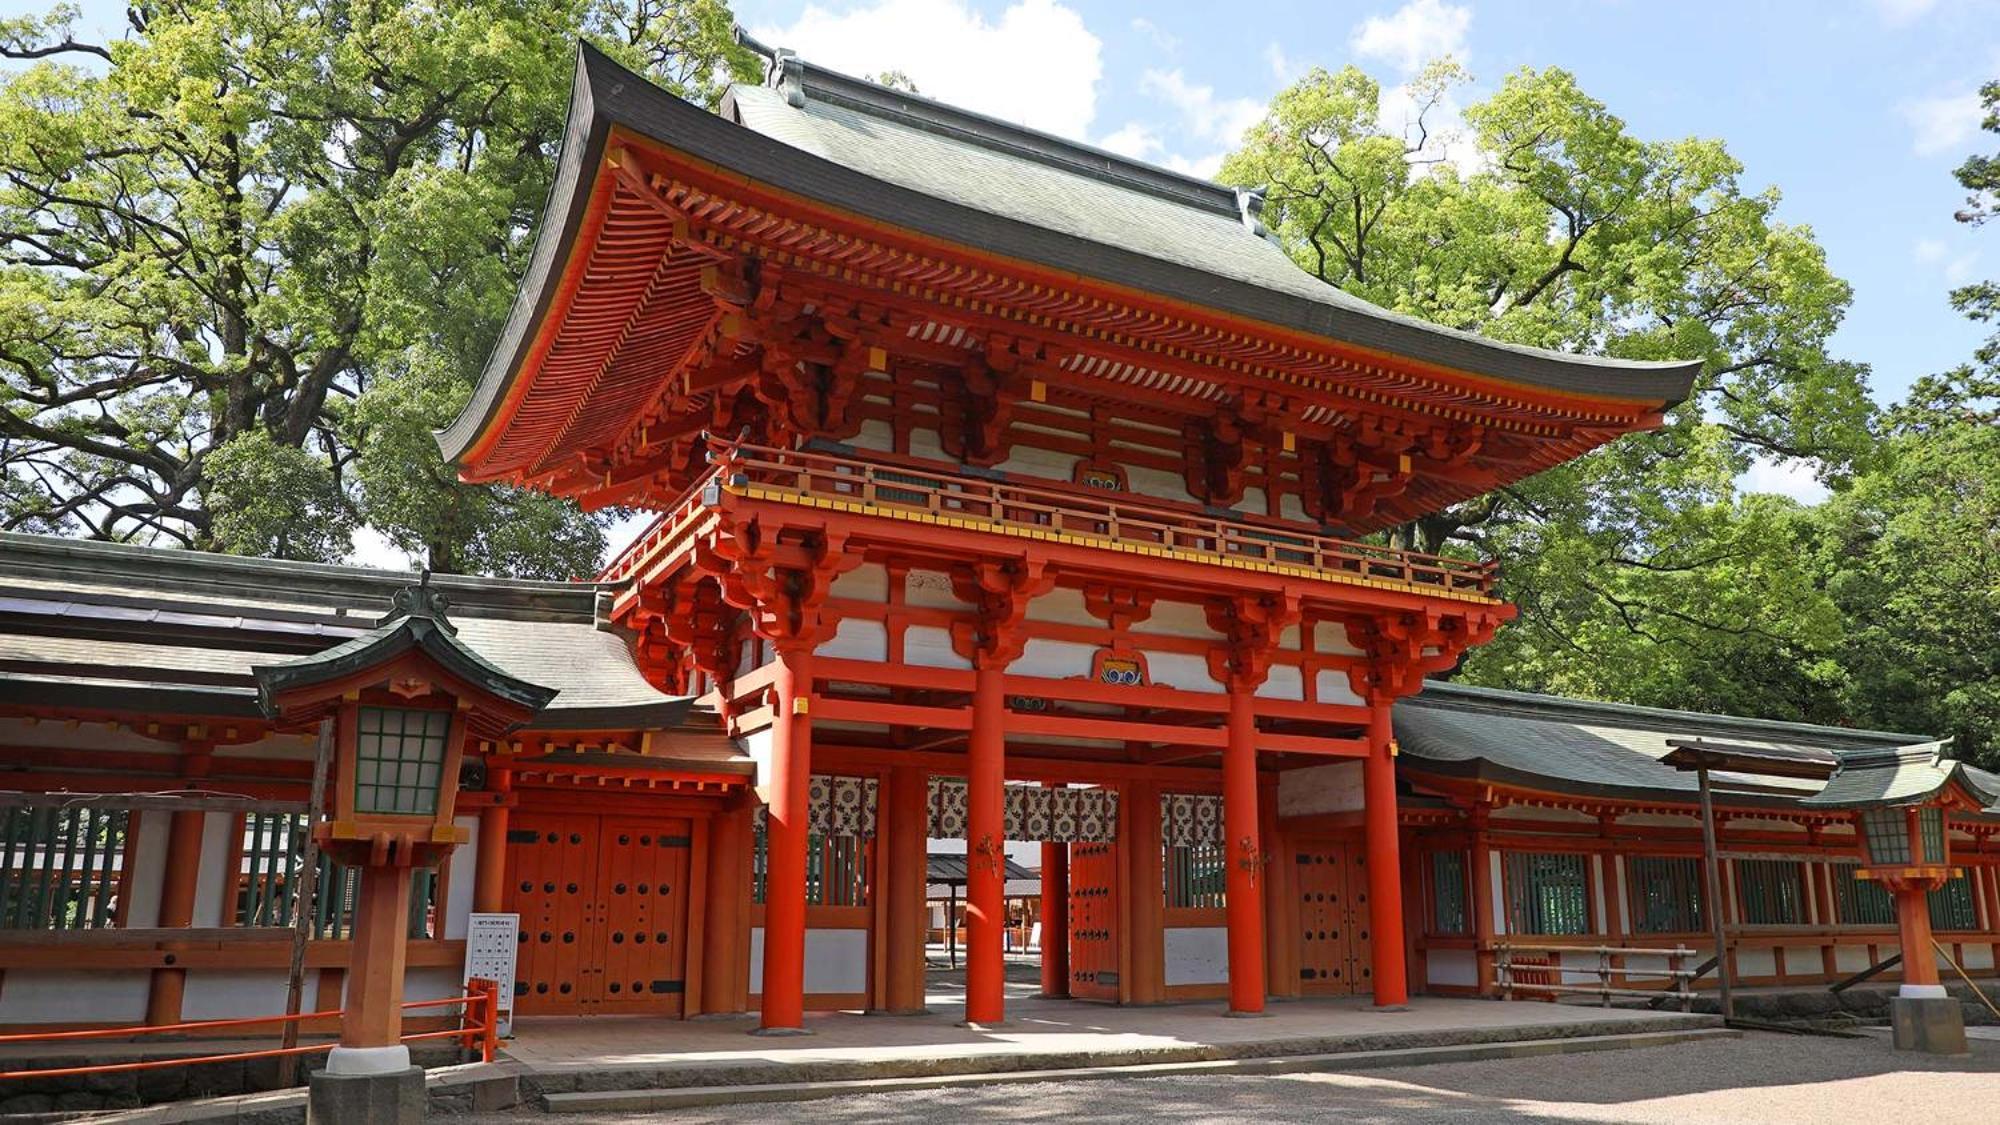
[905,570,970,610]
[1277,761,1364,818]
[1962,945,1994,971]
[1427,948,1477,988]
[1256,664,1304,701]
[1623,954,1671,976]
[1164,926,1228,986]
[1141,651,1223,693]
[1834,944,1875,973]
[909,427,947,462]
[1133,600,1224,640]
[1314,670,1365,706]
[1014,638,1098,680]
[904,624,973,670]
[1312,621,1361,656]
[748,928,869,994]
[1026,586,1088,625]
[445,816,478,941]
[190,811,232,928]
[831,565,890,601]
[123,810,170,928]
[737,730,774,795]
[404,967,466,1004]
[181,971,291,1021]
[1233,486,1267,517]
[851,418,895,452]
[818,618,889,662]
[1123,465,1198,505]
[0,971,149,1024]
[1736,948,1776,977]
[996,446,1080,479]
[1782,946,1823,974]
[1279,492,1308,522]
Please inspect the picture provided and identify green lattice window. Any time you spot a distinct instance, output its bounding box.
[1929,875,1979,932]
[1735,859,1805,925]
[236,812,434,938]
[1165,843,1227,910]
[1429,850,1469,935]
[1831,862,1896,925]
[1860,809,1911,864]
[1628,856,1704,934]
[354,707,451,816]
[750,824,868,907]
[0,806,130,931]
[1504,852,1589,935]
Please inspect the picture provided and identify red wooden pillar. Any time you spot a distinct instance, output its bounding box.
[1260,775,1297,1000]
[1896,885,1942,989]
[964,658,1008,1025]
[1223,687,1266,1015]
[758,642,814,1034]
[1364,696,1409,1007]
[146,807,207,1025]
[472,766,513,914]
[702,798,751,1013]
[1470,807,1496,996]
[1039,780,1070,999]
[884,765,931,1013]
[343,865,415,1051]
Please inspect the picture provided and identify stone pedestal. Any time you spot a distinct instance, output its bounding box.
[1891,992,1967,1056]
[307,1064,426,1124]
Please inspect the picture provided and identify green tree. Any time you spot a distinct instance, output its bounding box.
[0,0,754,574]
[1220,62,1872,718]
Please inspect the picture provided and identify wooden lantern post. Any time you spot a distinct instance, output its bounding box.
[254,580,556,1122]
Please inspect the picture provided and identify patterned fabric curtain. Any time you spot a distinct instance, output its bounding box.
[926,779,1118,842]
[753,774,879,836]
[1160,793,1223,846]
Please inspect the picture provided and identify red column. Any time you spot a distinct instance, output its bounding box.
[1897,885,1941,988]
[1470,809,1496,996]
[757,642,814,1034]
[472,767,512,914]
[146,808,207,1025]
[1040,781,1070,998]
[885,766,930,1014]
[342,865,415,1050]
[1364,696,1409,1007]
[701,799,750,1014]
[964,659,1007,1025]
[1223,686,1266,1015]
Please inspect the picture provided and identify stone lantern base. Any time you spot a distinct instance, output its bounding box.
[1891,985,1968,1056]
[308,1046,426,1123]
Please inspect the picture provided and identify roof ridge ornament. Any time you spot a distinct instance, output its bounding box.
[771,48,805,108]
[382,569,455,633]
[1235,186,1278,245]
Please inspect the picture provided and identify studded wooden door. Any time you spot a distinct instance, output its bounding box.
[1295,840,1373,995]
[1067,841,1120,1002]
[503,813,690,1015]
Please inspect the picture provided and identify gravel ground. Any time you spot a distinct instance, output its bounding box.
[486,1031,2000,1125]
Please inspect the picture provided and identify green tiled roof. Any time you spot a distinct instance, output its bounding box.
[1801,741,1999,809]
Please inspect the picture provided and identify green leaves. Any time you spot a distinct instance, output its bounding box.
[0,0,749,572]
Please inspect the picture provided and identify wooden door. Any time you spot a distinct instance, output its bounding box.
[588,818,691,1014]
[1295,839,1373,995]
[505,813,598,1015]
[502,812,691,1016]
[1068,841,1120,1002]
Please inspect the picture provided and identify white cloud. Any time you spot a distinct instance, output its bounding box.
[1265,42,1302,84]
[1350,0,1472,74]
[1138,68,1266,147]
[1097,122,1162,160]
[1738,457,1830,505]
[1914,236,1981,285]
[1870,0,1938,25]
[1129,16,1178,54]
[348,526,418,572]
[1899,90,1984,156]
[753,0,1103,139]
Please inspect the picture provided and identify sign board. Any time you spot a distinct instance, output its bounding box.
[463,912,519,1037]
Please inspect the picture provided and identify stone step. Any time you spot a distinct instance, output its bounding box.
[541,1026,1739,1114]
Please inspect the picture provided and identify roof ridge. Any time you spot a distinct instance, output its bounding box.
[742,40,1245,219]
[1409,680,1926,747]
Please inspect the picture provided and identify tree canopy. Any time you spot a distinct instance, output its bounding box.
[0,0,753,575]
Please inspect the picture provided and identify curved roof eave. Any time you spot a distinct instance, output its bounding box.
[438,44,1704,467]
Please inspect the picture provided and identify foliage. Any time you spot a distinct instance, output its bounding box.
[1221,61,1875,724]
[0,0,755,570]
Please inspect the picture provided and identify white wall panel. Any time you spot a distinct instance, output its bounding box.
[1164,926,1228,985]
[182,971,290,1021]
[445,816,478,941]
[1314,670,1364,706]
[1427,948,1477,987]
[1015,638,1097,680]
[0,971,149,1024]
[904,625,973,670]
[1142,651,1223,693]
[1277,761,1364,818]
[818,618,889,662]
[748,928,869,994]
[191,811,232,928]
[1256,664,1304,701]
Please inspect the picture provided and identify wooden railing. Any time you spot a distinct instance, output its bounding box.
[1496,942,1697,1010]
[605,439,1498,598]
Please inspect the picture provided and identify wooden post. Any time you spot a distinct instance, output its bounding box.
[963,658,1007,1026]
[1697,767,1734,1020]
[884,766,930,1013]
[342,864,415,1050]
[1363,698,1407,1007]
[145,808,208,1025]
[1124,779,1165,1004]
[701,798,750,1013]
[1471,809,1496,997]
[278,720,333,1085]
[757,642,814,1034]
[1222,687,1265,1015]
[472,766,512,914]
[1039,781,1071,999]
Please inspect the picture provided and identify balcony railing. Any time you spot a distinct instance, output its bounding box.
[605,440,1498,599]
